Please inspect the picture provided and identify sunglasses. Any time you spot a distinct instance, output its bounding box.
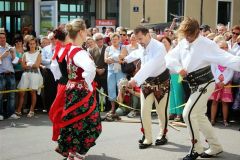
[96,38,103,41]
[232,32,240,36]
[120,34,126,36]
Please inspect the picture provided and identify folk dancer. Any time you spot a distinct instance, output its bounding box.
[54,19,102,160]
[165,17,240,160]
[127,26,170,149]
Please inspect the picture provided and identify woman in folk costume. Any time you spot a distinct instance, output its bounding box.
[209,40,234,127]
[54,19,102,160]
[49,28,72,141]
[165,17,240,160]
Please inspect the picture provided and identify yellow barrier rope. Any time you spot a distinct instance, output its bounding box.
[0,86,44,94]
[97,84,240,112]
[96,88,141,111]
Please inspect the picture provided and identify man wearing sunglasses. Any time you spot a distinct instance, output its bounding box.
[119,28,129,45]
[227,25,240,55]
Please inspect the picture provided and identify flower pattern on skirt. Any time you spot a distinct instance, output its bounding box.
[57,83,102,156]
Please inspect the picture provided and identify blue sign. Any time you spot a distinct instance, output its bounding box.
[133,6,139,12]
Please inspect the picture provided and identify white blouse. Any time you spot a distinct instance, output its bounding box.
[71,46,96,91]
[165,35,240,74]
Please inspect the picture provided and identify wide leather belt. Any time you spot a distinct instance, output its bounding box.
[184,66,213,87]
[145,69,170,85]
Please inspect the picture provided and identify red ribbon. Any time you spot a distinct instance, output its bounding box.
[52,41,62,60]
[58,43,72,62]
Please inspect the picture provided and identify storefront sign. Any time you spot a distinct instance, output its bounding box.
[95,19,116,33]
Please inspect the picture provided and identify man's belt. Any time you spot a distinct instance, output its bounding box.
[25,69,39,73]
[145,69,170,85]
[184,66,213,87]
[0,72,14,76]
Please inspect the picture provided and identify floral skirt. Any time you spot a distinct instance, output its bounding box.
[209,83,233,102]
[57,82,102,157]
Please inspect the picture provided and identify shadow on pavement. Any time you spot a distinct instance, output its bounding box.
[0,113,51,129]
[87,154,121,160]
[151,141,189,152]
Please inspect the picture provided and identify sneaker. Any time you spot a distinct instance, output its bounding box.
[127,110,137,118]
[42,109,47,113]
[9,114,20,119]
[0,115,4,121]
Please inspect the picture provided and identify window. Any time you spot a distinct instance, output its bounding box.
[60,4,68,12]
[167,0,184,22]
[58,0,96,27]
[70,4,76,12]
[60,15,68,24]
[217,1,231,25]
[6,16,10,31]
[5,1,10,11]
[106,0,119,25]
[0,1,4,11]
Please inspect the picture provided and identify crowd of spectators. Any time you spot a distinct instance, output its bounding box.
[0,20,240,128]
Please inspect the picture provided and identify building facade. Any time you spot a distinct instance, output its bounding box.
[120,0,240,30]
[0,0,239,37]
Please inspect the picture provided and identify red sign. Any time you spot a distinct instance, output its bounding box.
[96,19,116,26]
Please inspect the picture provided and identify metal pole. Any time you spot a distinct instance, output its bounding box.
[143,0,145,20]
[200,0,203,24]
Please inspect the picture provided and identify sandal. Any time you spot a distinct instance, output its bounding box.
[27,111,34,118]
[211,120,215,126]
[223,120,229,127]
[67,153,75,160]
[174,116,182,122]
[75,153,85,160]
[105,113,114,122]
[15,112,22,116]
[112,113,121,121]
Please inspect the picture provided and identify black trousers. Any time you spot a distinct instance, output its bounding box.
[40,68,57,111]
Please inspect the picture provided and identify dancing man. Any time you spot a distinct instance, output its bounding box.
[166,17,240,160]
[128,26,170,149]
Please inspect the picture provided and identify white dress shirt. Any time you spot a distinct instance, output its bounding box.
[50,48,64,81]
[227,40,240,55]
[41,44,54,68]
[71,46,96,91]
[211,64,234,84]
[128,38,167,86]
[166,35,240,74]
